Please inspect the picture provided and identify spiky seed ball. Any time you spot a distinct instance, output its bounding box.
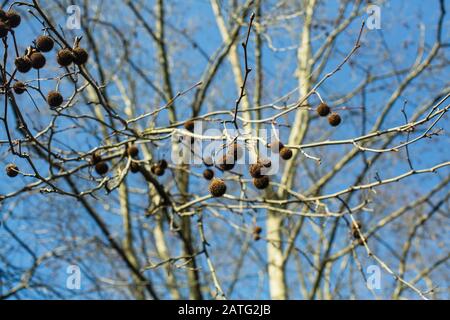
[270,140,284,153]
[15,56,32,73]
[0,9,6,20]
[5,163,19,177]
[260,158,272,168]
[203,156,214,167]
[30,52,46,69]
[280,147,293,160]
[127,145,139,158]
[13,81,26,94]
[203,168,214,180]
[253,176,270,189]
[0,21,8,38]
[249,163,263,178]
[95,161,109,175]
[47,91,63,107]
[328,113,341,127]
[218,155,235,171]
[254,226,262,234]
[158,159,168,170]
[56,48,74,66]
[130,162,140,173]
[72,47,88,65]
[36,35,54,52]
[184,120,195,132]
[316,102,330,117]
[5,10,21,28]
[209,178,227,197]
[91,151,102,164]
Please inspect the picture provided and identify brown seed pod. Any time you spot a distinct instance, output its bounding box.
[30,52,46,69]
[203,168,214,180]
[203,156,214,167]
[13,81,26,94]
[328,112,341,127]
[47,90,63,107]
[95,161,109,175]
[253,234,261,241]
[130,162,140,173]
[209,178,227,197]
[218,154,235,171]
[91,151,102,164]
[126,145,139,158]
[316,102,330,117]
[254,226,262,234]
[36,35,54,52]
[249,163,263,178]
[0,21,8,38]
[151,164,165,176]
[280,147,293,160]
[56,48,74,66]
[158,159,168,170]
[184,120,195,132]
[5,163,19,177]
[351,221,362,239]
[270,140,284,153]
[253,176,269,189]
[14,56,32,73]
[72,47,88,65]
[5,10,21,28]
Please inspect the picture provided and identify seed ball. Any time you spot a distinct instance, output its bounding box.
[253,234,261,241]
[218,154,234,171]
[5,10,21,28]
[47,90,63,107]
[91,151,102,164]
[0,21,8,38]
[127,145,139,158]
[5,163,19,177]
[328,113,341,127]
[72,47,88,65]
[95,161,109,175]
[13,81,26,94]
[203,156,214,167]
[270,140,284,153]
[208,178,227,197]
[36,35,54,52]
[184,120,195,132]
[0,9,6,20]
[351,221,362,239]
[30,52,46,69]
[56,48,74,67]
[249,163,263,178]
[280,147,293,160]
[254,226,262,234]
[253,176,270,190]
[203,168,214,180]
[130,162,140,173]
[153,165,165,176]
[158,159,168,170]
[316,102,330,117]
[14,56,32,73]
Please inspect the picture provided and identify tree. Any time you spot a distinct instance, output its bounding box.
[0,0,449,300]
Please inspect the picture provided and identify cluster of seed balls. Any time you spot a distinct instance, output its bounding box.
[3,9,89,108]
[316,102,341,126]
[351,221,365,246]
[90,145,140,175]
[181,120,295,198]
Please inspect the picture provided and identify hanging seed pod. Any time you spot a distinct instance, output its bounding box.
[0,21,8,38]
[253,176,270,189]
[280,147,293,160]
[316,102,330,117]
[72,47,88,65]
[14,56,32,73]
[36,35,54,52]
[5,163,19,177]
[5,10,21,28]
[13,81,26,94]
[209,178,227,197]
[47,90,63,107]
[56,48,74,67]
[254,226,262,234]
[184,120,195,132]
[203,168,214,180]
[30,52,46,69]
[158,159,168,170]
[328,113,342,127]
[249,163,263,178]
[90,151,102,165]
[218,154,234,171]
[130,162,140,173]
[126,145,139,158]
[95,161,109,175]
